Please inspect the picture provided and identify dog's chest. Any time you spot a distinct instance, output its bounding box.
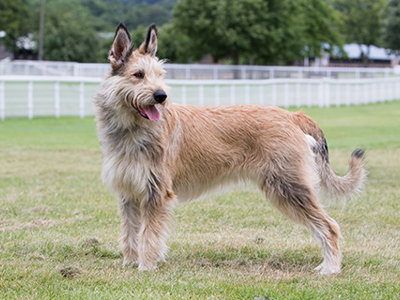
[100,136,153,199]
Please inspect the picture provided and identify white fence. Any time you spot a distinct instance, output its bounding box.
[1,75,399,119]
[1,60,399,80]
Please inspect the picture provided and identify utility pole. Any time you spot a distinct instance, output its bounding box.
[38,0,45,60]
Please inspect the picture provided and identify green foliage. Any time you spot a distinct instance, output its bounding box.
[80,0,177,32]
[297,0,344,58]
[329,0,386,57]
[0,0,395,64]
[0,0,30,51]
[42,0,102,62]
[157,23,192,63]
[383,0,400,55]
[173,0,342,65]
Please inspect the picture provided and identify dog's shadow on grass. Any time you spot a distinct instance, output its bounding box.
[76,237,322,275]
[167,243,322,274]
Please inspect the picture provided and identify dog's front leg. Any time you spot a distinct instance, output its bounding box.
[118,197,141,266]
[138,188,175,271]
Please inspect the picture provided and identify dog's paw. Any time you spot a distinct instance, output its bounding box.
[313,263,323,272]
[122,260,139,267]
[138,262,157,271]
[314,262,341,275]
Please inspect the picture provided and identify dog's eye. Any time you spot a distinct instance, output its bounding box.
[134,72,144,79]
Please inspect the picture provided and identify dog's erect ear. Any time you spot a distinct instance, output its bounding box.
[139,24,158,57]
[109,23,133,69]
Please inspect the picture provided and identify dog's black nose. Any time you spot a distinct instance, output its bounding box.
[154,90,167,103]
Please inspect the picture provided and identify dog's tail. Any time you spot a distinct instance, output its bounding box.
[294,111,367,201]
[317,146,367,201]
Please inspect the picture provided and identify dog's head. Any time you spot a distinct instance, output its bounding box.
[103,23,169,123]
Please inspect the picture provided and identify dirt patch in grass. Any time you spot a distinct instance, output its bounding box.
[60,266,81,279]
[0,217,56,232]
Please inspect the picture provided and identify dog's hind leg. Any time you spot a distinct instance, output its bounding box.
[262,171,341,275]
[118,197,141,265]
[138,188,176,271]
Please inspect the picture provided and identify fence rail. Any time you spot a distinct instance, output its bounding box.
[1,60,399,80]
[1,75,399,119]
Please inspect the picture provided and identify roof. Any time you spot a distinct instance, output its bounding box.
[344,44,397,60]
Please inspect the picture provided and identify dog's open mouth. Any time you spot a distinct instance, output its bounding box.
[138,105,160,121]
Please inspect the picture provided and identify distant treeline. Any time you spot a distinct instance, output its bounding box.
[0,0,399,65]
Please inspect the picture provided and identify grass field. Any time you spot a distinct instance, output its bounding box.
[1,101,400,299]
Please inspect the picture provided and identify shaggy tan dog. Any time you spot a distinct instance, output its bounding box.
[94,23,366,274]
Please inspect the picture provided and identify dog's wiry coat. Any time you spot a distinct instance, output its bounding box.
[94,23,367,274]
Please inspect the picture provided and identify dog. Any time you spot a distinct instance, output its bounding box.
[94,23,366,274]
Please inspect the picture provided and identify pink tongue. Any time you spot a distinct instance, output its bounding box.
[142,105,160,121]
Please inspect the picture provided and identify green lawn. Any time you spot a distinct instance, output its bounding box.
[1,101,400,299]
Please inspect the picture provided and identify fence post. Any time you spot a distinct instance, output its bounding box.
[346,84,351,106]
[259,85,264,105]
[28,81,33,119]
[215,85,220,105]
[74,64,79,77]
[393,79,396,101]
[398,78,400,101]
[307,83,312,107]
[0,81,4,120]
[295,82,300,108]
[363,82,367,105]
[79,81,85,118]
[230,84,235,105]
[325,78,330,107]
[181,85,187,105]
[284,83,289,108]
[336,83,340,107]
[199,85,204,106]
[185,66,191,79]
[55,81,60,118]
[241,67,246,80]
[213,67,218,80]
[245,84,250,105]
[270,68,274,79]
[318,81,323,108]
[355,81,360,106]
[272,82,277,106]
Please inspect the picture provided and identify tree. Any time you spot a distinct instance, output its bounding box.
[173,0,342,65]
[156,24,192,63]
[329,0,386,64]
[297,0,343,59]
[0,0,30,51]
[383,0,400,55]
[42,0,102,62]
